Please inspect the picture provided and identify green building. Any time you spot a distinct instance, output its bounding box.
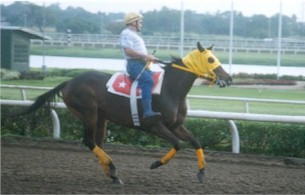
[1,27,48,71]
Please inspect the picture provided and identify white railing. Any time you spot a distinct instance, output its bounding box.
[30,33,305,54]
[2,84,305,112]
[1,84,305,154]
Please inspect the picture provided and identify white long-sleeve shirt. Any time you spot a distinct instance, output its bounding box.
[119,28,147,60]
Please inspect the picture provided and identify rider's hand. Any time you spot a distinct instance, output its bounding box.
[145,54,159,63]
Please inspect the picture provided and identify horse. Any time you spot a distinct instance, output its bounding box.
[14,42,232,184]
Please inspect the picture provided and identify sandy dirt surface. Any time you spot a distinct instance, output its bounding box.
[1,136,305,194]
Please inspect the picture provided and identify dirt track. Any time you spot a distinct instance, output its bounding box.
[1,137,305,194]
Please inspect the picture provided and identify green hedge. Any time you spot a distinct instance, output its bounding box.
[233,72,305,81]
[238,122,305,157]
[1,105,304,158]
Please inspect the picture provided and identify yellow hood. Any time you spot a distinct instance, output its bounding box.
[172,49,221,81]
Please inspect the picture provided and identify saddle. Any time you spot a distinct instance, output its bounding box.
[106,71,164,98]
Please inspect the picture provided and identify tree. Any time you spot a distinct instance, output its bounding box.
[1,2,304,38]
[246,14,269,38]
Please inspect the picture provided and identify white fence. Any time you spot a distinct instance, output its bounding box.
[31,33,305,55]
[1,84,305,154]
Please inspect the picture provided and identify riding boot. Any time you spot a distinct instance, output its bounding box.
[142,100,161,119]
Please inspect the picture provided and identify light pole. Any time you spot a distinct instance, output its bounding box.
[179,1,184,58]
[42,1,47,73]
[228,0,234,76]
[276,1,282,80]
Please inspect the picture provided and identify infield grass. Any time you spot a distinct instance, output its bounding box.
[188,86,305,116]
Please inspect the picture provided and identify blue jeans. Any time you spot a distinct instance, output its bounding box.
[126,60,153,101]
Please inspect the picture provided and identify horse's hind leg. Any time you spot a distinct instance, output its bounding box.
[92,144,123,184]
[148,122,181,169]
[81,111,123,184]
[173,125,206,183]
[95,110,108,148]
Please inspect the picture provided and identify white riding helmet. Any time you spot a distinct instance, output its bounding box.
[124,12,143,25]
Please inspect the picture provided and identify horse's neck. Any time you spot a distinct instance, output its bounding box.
[163,67,197,100]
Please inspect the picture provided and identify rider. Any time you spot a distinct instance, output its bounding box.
[119,12,160,120]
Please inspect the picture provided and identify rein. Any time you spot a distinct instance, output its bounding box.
[171,63,217,81]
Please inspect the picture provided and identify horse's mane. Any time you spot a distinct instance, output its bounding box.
[171,56,183,65]
[159,56,183,71]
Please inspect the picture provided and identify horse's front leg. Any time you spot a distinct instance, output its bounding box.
[173,125,206,183]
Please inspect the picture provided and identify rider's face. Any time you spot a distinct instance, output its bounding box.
[136,19,142,32]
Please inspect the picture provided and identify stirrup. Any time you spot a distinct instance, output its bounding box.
[143,111,161,119]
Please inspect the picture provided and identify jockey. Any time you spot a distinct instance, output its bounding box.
[119,12,160,120]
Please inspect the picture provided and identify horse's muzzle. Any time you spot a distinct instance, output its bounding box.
[216,76,232,88]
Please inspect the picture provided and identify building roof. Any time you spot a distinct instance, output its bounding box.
[0,26,51,40]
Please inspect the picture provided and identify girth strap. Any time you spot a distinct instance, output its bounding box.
[130,81,140,126]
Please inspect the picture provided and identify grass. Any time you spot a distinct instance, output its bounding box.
[31,47,123,59]
[220,52,304,67]
[1,76,71,87]
[187,98,305,115]
[0,77,70,102]
[187,86,305,116]
[30,46,305,67]
[1,76,305,116]
[189,86,305,100]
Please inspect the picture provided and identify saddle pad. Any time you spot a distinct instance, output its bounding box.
[106,71,164,98]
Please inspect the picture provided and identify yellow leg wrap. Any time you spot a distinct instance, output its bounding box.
[93,146,112,176]
[160,148,177,164]
[93,146,112,163]
[196,148,206,170]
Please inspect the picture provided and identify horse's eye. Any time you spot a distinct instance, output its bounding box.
[208,57,215,63]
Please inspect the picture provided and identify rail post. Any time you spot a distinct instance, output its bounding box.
[50,109,60,139]
[227,120,240,153]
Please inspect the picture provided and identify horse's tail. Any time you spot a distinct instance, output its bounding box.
[10,81,68,117]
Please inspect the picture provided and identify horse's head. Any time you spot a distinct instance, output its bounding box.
[172,42,232,87]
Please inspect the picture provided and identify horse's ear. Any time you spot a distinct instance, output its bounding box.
[207,44,214,50]
[197,42,205,52]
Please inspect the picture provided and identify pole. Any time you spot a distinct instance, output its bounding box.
[42,1,47,73]
[276,1,282,79]
[229,0,234,75]
[179,1,184,58]
[99,12,104,34]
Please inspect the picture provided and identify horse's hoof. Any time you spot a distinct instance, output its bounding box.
[196,168,205,183]
[112,177,124,185]
[150,160,163,169]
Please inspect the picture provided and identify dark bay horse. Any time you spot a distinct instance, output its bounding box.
[15,42,232,184]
